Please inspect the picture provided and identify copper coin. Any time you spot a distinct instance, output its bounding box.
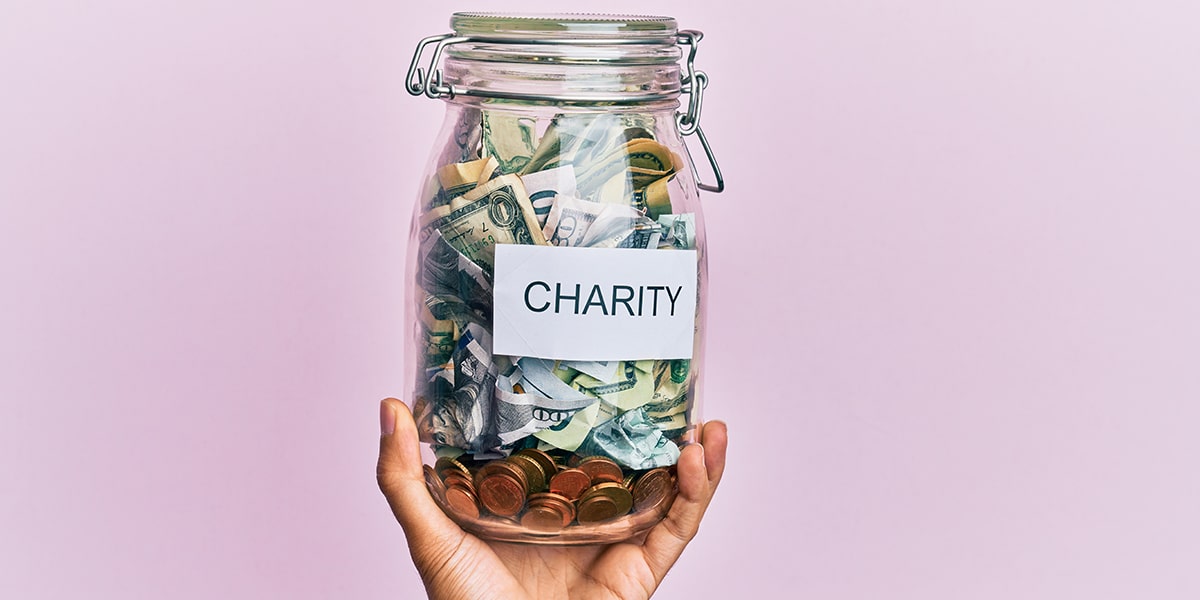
[582,482,633,517]
[528,492,576,526]
[442,471,474,491]
[435,456,470,478]
[507,454,547,493]
[477,473,526,517]
[520,506,566,532]
[549,468,592,500]
[444,485,480,519]
[474,460,527,491]
[576,496,621,524]
[514,448,559,482]
[424,465,446,500]
[632,468,674,512]
[622,472,637,489]
[578,457,623,484]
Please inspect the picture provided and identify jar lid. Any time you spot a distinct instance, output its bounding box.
[450,13,679,43]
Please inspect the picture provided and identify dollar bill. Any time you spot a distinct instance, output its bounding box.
[436,157,493,205]
[534,399,613,452]
[419,303,458,367]
[448,325,500,452]
[575,138,679,206]
[514,357,594,402]
[656,213,696,250]
[421,174,548,274]
[542,195,646,248]
[493,373,599,445]
[482,110,538,174]
[419,229,493,317]
[645,359,690,437]
[592,219,663,249]
[576,406,680,470]
[519,165,577,227]
[571,360,656,412]
[412,107,706,462]
[560,359,619,382]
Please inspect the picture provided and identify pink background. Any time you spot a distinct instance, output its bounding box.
[3,1,1199,598]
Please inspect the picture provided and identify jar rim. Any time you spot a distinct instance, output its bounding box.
[450,12,679,43]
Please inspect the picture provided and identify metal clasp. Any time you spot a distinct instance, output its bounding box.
[676,30,724,193]
[406,33,468,99]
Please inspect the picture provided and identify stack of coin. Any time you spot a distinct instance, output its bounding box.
[508,449,556,494]
[520,492,576,531]
[576,482,634,524]
[548,468,591,500]
[426,452,679,529]
[437,458,481,519]
[475,460,529,517]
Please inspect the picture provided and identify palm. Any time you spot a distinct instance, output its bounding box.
[426,540,655,599]
[379,398,728,600]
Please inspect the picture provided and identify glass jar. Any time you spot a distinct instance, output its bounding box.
[403,13,724,544]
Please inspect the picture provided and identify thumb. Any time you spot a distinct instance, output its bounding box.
[376,398,462,544]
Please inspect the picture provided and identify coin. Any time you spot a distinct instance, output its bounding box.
[528,492,576,526]
[548,468,591,500]
[474,460,528,491]
[632,468,674,512]
[576,496,620,524]
[578,457,623,484]
[435,456,470,478]
[424,465,446,500]
[581,482,633,518]
[515,448,558,482]
[520,505,564,531]
[442,470,474,491]
[444,485,480,519]
[476,461,528,517]
[507,454,547,493]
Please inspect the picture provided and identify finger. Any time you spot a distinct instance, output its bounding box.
[639,422,729,582]
[701,420,728,486]
[376,398,461,543]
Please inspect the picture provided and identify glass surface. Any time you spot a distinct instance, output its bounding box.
[405,16,708,544]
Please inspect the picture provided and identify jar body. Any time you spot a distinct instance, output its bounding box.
[404,95,708,544]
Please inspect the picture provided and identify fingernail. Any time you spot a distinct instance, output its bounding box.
[380,400,395,436]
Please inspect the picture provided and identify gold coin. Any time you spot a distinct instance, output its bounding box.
[434,456,470,478]
[514,448,559,482]
[507,454,547,493]
[622,472,637,489]
[582,482,633,517]
[576,496,620,524]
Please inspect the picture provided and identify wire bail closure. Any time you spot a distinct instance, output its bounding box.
[406,29,724,194]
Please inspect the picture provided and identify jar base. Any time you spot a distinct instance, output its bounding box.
[424,460,678,545]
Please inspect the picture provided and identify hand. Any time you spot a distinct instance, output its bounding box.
[377,398,728,600]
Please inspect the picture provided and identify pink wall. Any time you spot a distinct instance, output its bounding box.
[3,1,1199,598]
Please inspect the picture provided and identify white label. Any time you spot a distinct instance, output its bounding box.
[493,245,698,361]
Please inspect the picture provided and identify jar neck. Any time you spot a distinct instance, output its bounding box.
[441,42,682,104]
